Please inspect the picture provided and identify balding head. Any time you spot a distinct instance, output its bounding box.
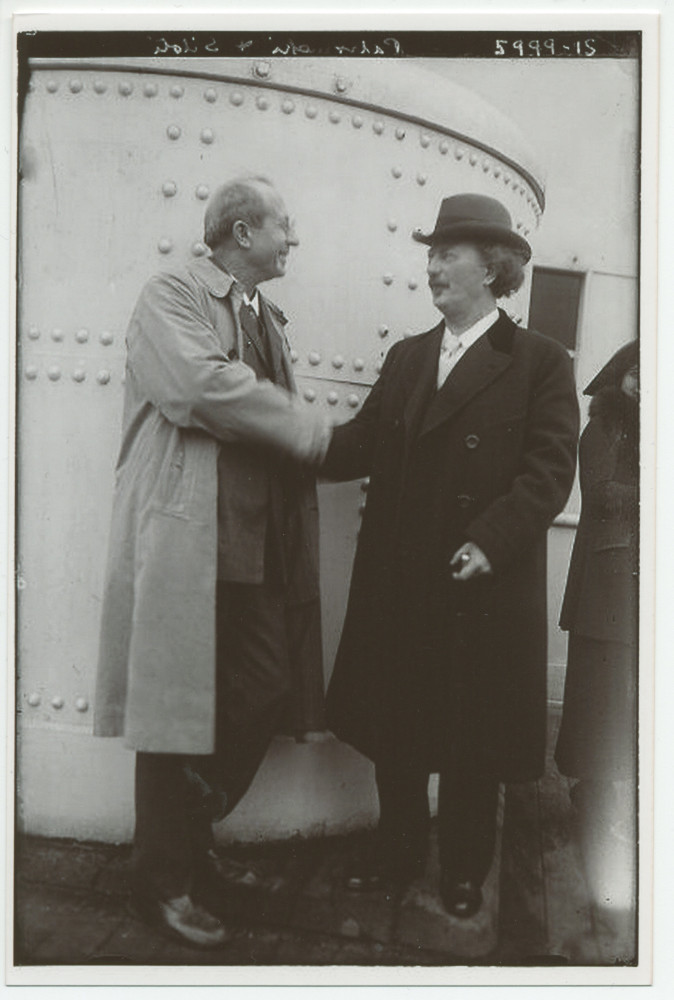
[204,175,276,251]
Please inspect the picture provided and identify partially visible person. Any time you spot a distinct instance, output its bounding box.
[95,176,330,948]
[555,341,639,823]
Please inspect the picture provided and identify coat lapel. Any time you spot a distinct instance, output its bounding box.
[419,313,514,437]
[259,297,296,391]
[402,324,445,442]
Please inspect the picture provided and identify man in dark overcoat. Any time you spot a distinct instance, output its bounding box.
[95,176,331,947]
[322,193,580,918]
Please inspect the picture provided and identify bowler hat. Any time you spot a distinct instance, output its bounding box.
[412,193,531,260]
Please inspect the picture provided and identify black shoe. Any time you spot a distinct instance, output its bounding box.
[440,878,483,919]
[128,891,231,949]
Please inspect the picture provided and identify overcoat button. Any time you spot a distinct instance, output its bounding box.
[457,494,472,508]
[465,434,480,449]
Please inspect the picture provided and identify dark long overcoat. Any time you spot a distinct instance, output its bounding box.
[323,310,579,781]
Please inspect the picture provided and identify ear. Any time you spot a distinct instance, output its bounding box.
[483,266,496,288]
[232,220,251,249]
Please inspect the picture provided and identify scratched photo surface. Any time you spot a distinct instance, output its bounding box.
[13,25,647,981]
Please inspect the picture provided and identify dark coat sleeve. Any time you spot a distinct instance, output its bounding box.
[465,340,580,573]
[321,341,403,481]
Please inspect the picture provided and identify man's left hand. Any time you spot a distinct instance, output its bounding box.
[450,542,492,581]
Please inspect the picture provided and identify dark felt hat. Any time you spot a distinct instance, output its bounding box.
[584,340,639,396]
[412,193,531,260]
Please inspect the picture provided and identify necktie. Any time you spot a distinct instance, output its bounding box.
[239,301,272,372]
[437,333,462,389]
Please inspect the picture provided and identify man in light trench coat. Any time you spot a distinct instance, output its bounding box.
[322,194,580,919]
[95,176,331,947]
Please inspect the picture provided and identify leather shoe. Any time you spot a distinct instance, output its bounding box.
[129,891,231,949]
[440,878,483,919]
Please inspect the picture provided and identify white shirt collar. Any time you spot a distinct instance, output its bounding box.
[443,308,499,352]
[244,289,261,316]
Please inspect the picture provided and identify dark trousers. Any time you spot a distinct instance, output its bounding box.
[132,577,317,901]
[375,756,499,886]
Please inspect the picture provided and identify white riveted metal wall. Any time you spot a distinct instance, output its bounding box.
[18,57,544,843]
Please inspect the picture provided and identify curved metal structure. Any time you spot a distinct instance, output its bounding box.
[18,57,543,847]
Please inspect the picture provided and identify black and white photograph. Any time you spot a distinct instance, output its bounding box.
[6,7,660,989]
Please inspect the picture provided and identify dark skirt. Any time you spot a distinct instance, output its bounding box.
[555,633,637,781]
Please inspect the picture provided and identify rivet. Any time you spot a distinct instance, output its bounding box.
[391,167,402,179]
[469,152,478,166]
[378,325,389,338]
[170,84,184,98]
[94,80,107,95]
[387,221,398,232]
[454,146,465,161]
[352,115,364,129]
[200,128,215,143]
[100,331,114,346]
[395,127,406,140]
[520,187,526,197]
[167,125,181,140]
[335,76,348,93]
[504,174,511,186]
[439,140,449,155]
[48,366,61,382]
[516,221,523,231]
[373,121,384,135]
[376,359,384,373]
[16,575,26,590]
[305,105,318,119]
[97,370,111,385]
[512,182,519,193]
[308,351,321,366]
[204,87,217,103]
[162,181,177,197]
[353,358,365,372]
[46,80,58,93]
[493,166,501,178]
[158,238,173,254]
[75,697,89,713]
[144,82,158,98]
[27,693,41,708]
[196,185,210,200]
[403,329,414,338]
[290,349,299,363]
[347,393,360,408]
[51,696,65,710]
[51,328,64,342]
[28,325,40,340]
[282,99,295,114]
[256,96,269,111]
[329,110,341,124]
[417,174,427,186]
[327,391,339,405]
[420,134,431,148]
[483,159,491,173]
[303,388,316,402]
[69,79,83,94]
[192,242,208,256]
[382,274,393,286]
[28,80,36,93]
[332,355,344,369]
[72,369,86,383]
[408,279,418,290]
[25,366,38,380]
[230,91,244,106]
[254,61,271,79]
[75,328,89,343]
[119,81,133,96]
